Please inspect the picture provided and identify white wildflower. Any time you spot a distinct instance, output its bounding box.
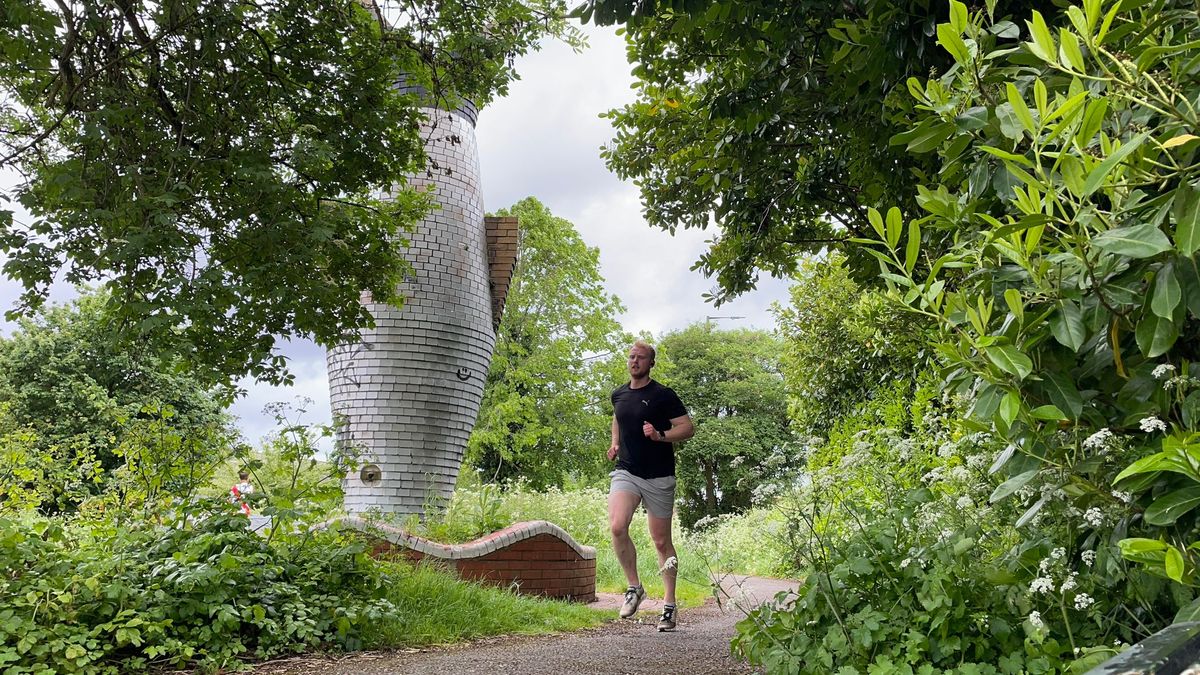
[1083,428,1113,451]
[1074,593,1095,610]
[1081,550,1096,567]
[660,556,678,572]
[949,466,971,482]
[922,466,944,483]
[1112,491,1133,504]
[1153,364,1176,380]
[1083,507,1105,528]
[966,454,988,470]
[1039,557,1053,573]
[1060,572,1078,593]
[937,442,955,458]
[1051,547,1066,560]
[956,495,973,509]
[1140,416,1168,433]
[900,558,912,569]
[1028,611,1045,628]
[1030,577,1055,594]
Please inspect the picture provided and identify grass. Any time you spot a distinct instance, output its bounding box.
[362,560,608,647]
[402,480,720,608]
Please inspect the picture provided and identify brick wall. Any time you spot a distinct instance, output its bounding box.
[332,518,597,602]
[485,216,519,331]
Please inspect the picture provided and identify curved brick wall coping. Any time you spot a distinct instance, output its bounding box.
[324,517,597,561]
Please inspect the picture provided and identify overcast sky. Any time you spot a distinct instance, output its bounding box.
[2,25,794,447]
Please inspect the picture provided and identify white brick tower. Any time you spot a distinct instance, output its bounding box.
[326,92,506,516]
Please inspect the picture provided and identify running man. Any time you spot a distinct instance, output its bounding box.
[607,339,694,631]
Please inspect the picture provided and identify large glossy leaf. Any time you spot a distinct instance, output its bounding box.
[1175,185,1200,256]
[1093,223,1174,259]
[1144,486,1200,526]
[986,344,1033,379]
[1049,300,1086,351]
[1136,311,1179,358]
[1151,263,1182,319]
[1042,371,1083,419]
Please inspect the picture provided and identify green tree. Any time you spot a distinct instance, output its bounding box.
[0,290,235,508]
[772,253,929,435]
[658,323,792,527]
[587,0,1052,302]
[0,0,580,384]
[467,198,626,488]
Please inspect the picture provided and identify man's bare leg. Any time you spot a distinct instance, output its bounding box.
[648,513,677,605]
[608,490,642,587]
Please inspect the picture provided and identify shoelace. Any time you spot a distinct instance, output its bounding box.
[624,587,640,602]
[661,606,675,620]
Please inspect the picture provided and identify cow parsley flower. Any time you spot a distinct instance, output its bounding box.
[1112,491,1133,504]
[1153,364,1176,380]
[1028,611,1045,628]
[1051,547,1066,560]
[1081,550,1096,567]
[956,495,973,509]
[1074,593,1095,610]
[1060,572,1078,593]
[1030,577,1055,594]
[1083,507,1105,527]
[1083,428,1113,451]
[1140,416,1167,433]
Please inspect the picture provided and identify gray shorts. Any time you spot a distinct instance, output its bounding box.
[610,469,676,519]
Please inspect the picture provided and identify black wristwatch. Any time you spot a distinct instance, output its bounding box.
[658,429,667,441]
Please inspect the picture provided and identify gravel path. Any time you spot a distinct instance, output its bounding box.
[254,576,795,675]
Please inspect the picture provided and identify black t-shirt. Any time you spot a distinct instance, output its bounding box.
[611,380,688,479]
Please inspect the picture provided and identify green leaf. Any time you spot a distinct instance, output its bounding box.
[1173,185,1200,256]
[1030,405,1066,420]
[867,208,885,239]
[1093,223,1174,258]
[949,0,968,32]
[1006,83,1037,134]
[990,469,1039,503]
[1175,596,1200,623]
[885,207,903,249]
[906,121,956,153]
[995,103,1026,141]
[1049,300,1086,351]
[1145,486,1200,526]
[987,344,1034,379]
[1166,545,1185,582]
[1025,11,1057,63]
[1015,496,1047,528]
[937,23,971,63]
[999,390,1021,428]
[1043,371,1084,419]
[1136,311,1179,358]
[904,221,921,273]
[1059,29,1086,70]
[1076,99,1108,151]
[1152,263,1182,319]
[1082,132,1149,196]
[1004,288,1024,324]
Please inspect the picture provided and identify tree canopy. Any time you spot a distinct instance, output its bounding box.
[0,289,234,510]
[0,0,578,384]
[467,198,626,488]
[594,0,1050,301]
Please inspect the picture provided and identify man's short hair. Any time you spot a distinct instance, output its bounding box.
[238,471,250,480]
[631,339,656,364]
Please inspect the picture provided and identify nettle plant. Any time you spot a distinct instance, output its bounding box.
[860,0,1200,622]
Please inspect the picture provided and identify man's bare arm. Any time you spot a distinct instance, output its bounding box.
[643,414,695,443]
[608,416,620,460]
